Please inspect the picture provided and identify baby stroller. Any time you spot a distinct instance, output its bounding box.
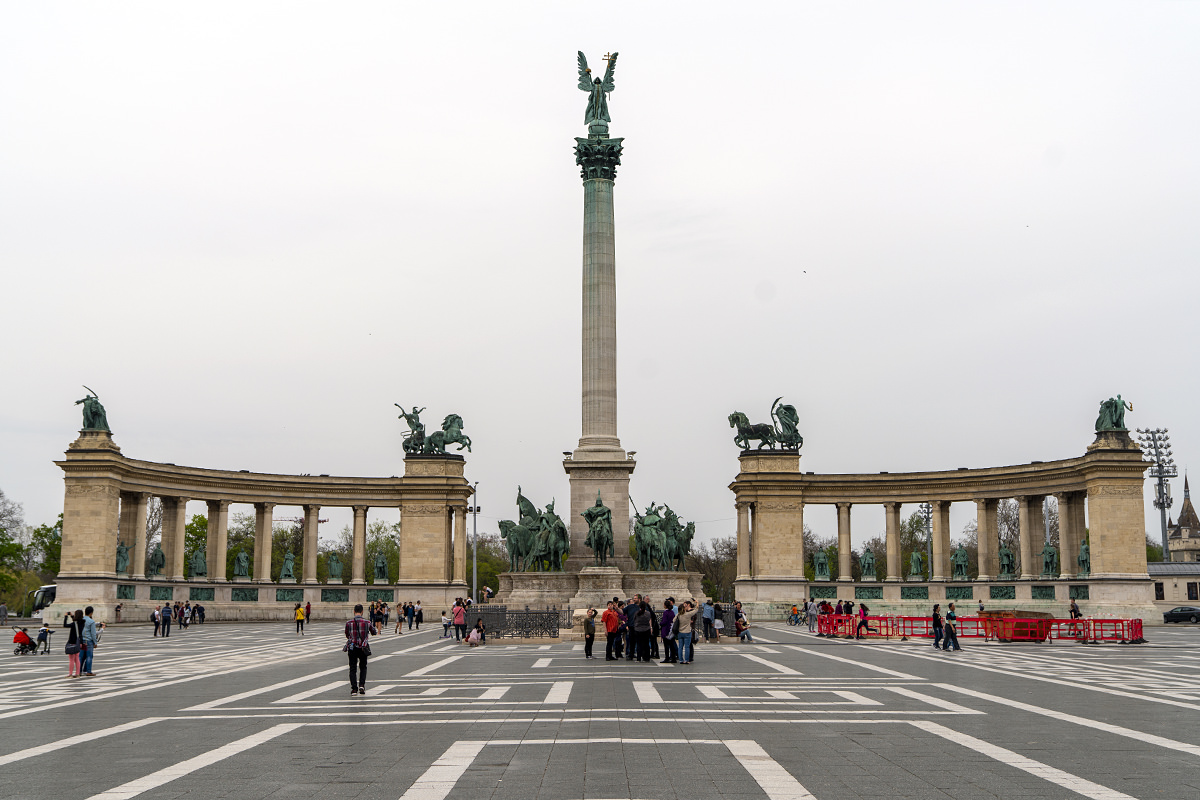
[12,627,37,655]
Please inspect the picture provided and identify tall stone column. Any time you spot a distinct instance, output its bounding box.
[1017,495,1043,579]
[931,501,951,580]
[118,493,137,574]
[735,502,751,579]
[453,506,468,584]
[302,504,320,584]
[162,497,188,581]
[206,500,230,581]
[836,503,853,581]
[1057,493,1077,579]
[884,502,901,581]
[351,506,367,585]
[975,498,997,581]
[564,133,636,573]
[131,492,150,579]
[253,502,274,582]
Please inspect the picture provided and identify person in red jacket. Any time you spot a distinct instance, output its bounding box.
[452,601,467,642]
[601,601,621,661]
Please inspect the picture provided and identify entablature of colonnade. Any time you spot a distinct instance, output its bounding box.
[729,447,1147,504]
[57,445,470,508]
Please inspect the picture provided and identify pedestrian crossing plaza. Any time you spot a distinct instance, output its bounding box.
[2,619,1199,799]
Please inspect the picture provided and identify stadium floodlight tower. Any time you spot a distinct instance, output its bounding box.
[1136,427,1177,562]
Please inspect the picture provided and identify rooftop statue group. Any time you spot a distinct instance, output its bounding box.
[396,405,472,456]
[729,397,803,451]
[1095,394,1132,432]
[499,488,571,572]
[632,501,695,572]
[74,387,110,432]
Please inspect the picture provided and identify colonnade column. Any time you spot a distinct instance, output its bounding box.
[836,503,853,581]
[931,500,950,580]
[302,504,320,584]
[453,506,467,584]
[131,492,150,579]
[975,498,997,581]
[1058,493,1083,579]
[207,500,230,581]
[884,502,901,581]
[253,502,274,582]
[118,494,137,573]
[351,506,367,585]
[735,502,751,579]
[1017,495,1043,579]
[162,497,188,581]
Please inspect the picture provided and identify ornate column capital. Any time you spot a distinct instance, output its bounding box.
[352,505,368,515]
[575,137,624,181]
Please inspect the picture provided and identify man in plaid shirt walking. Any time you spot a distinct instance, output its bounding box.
[345,604,374,696]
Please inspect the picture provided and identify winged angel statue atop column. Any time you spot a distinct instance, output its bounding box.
[578,51,618,134]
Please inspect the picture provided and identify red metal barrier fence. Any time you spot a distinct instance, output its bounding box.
[815,614,1145,644]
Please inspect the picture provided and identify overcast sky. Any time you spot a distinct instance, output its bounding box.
[2,3,1197,551]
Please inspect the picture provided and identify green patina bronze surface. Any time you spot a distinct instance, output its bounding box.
[951,546,970,580]
[397,406,472,455]
[581,492,615,566]
[945,585,974,601]
[150,586,173,601]
[990,584,1016,601]
[189,587,214,601]
[322,588,350,603]
[117,584,136,600]
[150,544,165,576]
[1077,542,1090,576]
[1069,584,1090,600]
[279,552,296,581]
[577,51,618,135]
[190,546,207,577]
[115,541,129,574]
[500,487,571,572]
[908,550,924,579]
[575,138,623,181]
[327,552,344,580]
[1095,394,1132,431]
[810,585,837,599]
[231,588,259,602]
[233,550,250,577]
[1040,542,1059,577]
[74,386,110,432]
[855,586,883,600]
[373,554,389,582]
[998,545,1015,579]
[812,548,830,580]
[729,398,804,451]
[901,585,929,600]
[631,501,694,572]
[276,588,303,603]
[859,548,877,581]
[1031,585,1056,601]
[366,589,394,603]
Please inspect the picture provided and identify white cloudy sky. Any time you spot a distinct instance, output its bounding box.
[2,3,1197,550]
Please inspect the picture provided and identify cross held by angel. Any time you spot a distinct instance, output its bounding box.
[577,51,618,134]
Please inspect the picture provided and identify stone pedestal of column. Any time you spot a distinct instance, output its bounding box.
[232,576,251,583]
[570,566,624,607]
[564,455,636,573]
[279,578,296,584]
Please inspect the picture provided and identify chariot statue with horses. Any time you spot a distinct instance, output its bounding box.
[396,404,472,455]
[728,397,804,451]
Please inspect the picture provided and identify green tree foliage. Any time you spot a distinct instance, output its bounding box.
[29,515,63,578]
[183,514,208,577]
[364,520,399,584]
[1146,535,1164,563]
[0,526,24,594]
[272,523,304,581]
[465,533,510,601]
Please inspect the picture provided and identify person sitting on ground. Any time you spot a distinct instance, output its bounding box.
[735,613,753,643]
[467,621,483,646]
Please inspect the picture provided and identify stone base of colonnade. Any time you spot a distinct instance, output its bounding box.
[732,577,1158,623]
[46,577,469,624]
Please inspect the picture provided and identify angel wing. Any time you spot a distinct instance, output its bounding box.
[577,51,593,91]
[600,51,618,92]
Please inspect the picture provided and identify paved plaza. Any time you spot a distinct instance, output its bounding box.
[2,621,1199,799]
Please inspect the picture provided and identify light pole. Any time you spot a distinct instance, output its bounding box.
[919,502,933,578]
[468,482,480,602]
[1136,428,1177,562]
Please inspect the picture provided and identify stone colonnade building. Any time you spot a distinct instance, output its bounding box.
[49,429,472,621]
[731,428,1155,617]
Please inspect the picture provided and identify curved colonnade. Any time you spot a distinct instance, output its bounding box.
[51,430,472,620]
[731,429,1153,615]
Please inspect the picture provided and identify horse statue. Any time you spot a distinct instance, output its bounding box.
[423,414,472,454]
[728,411,777,450]
[672,521,695,571]
[499,520,534,572]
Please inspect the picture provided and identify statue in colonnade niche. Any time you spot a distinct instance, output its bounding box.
[1077,541,1090,577]
[812,548,830,580]
[1095,395,1132,432]
[115,541,129,574]
[74,386,110,432]
[150,543,165,576]
[327,552,343,581]
[998,545,1015,579]
[233,550,250,577]
[190,547,207,577]
[908,549,924,579]
[581,492,614,567]
[1041,542,1058,577]
[859,548,876,581]
[951,546,970,580]
[280,551,296,581]
[373,554,389,582]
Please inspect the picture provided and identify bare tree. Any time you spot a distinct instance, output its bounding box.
[144,497,163,573]
[997,499,1020,573]
[687,535,737,599]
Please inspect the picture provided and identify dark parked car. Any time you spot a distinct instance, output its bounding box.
[1163,606,1200,624]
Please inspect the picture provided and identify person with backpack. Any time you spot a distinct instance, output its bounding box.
[344,604,373,696]
[930,603,943,649]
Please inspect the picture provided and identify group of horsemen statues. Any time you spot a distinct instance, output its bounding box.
[101,394,1114,583]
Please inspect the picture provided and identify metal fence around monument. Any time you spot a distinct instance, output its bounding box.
[465,605,572,639]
